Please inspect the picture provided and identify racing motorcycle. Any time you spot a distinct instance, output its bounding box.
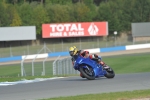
[73,55,115,80]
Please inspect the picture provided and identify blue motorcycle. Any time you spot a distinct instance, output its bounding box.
[73,55,115,80]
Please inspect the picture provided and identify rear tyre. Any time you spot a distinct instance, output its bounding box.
[79,65,95,80]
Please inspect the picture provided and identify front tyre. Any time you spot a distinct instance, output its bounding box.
[79,65,95,80]
[104,66,115,78]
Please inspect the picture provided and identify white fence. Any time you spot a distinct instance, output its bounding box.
[53,57,79,76]
[21,54,79,77]
[21,54,51,77]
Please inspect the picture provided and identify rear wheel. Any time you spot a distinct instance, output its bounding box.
[104,66,115,78]
[79,65,95,80]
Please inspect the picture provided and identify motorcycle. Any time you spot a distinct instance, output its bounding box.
[73,55,115,80]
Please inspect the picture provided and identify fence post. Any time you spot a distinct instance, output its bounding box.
[59,60,62,75]
[66,58,69,75]
[42,57,48,76]
[63,59,65,75]
[52,55,61,75]
[21,55,27,76]
[10,45,13,57]
[32,54,39,76]
[61,39,63,51]
[79,38,81,49]
[27,44,29,55]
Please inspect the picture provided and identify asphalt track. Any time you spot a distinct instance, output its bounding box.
[0,72,150,100]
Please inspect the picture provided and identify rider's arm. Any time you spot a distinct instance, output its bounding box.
[80,50,89,57]
[89,54,101,60]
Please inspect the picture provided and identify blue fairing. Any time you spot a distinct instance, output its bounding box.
[74,55,106,77]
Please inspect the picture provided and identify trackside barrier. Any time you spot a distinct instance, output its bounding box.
[1,43,150,63]
[100,46,126,52]
[0,56,22,62]
[84,48,100,53]
[22,53,48,60]
[126,43,150,50]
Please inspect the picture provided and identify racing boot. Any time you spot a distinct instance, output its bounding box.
[99,61,109,69]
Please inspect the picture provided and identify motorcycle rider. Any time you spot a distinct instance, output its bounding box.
[69,46,107,78]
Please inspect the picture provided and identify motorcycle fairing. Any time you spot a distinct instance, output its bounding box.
[74,56,106,77]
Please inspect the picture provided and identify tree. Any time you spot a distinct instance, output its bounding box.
[5,0,24,4]
[131,0,150,22]
[84,0,97,21]
[0,2,10,26]
[72,0,84,3]
[17,2,33,26]
[31,3,50,34]
[10,5,22,26]
[93,0,103,6]
[73,3,92,22]
[45,0,72,5]
[46,4,72,23]
[96,0,124,34]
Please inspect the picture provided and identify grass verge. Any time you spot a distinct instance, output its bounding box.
[40,89,150,100]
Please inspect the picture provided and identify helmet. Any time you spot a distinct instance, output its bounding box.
[69,46,78,56]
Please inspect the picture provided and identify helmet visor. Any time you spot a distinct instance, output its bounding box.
[69,51,74,56]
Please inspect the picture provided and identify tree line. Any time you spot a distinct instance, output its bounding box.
[0,0,150,36]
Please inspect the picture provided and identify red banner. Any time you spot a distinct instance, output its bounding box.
[42,22,108,38]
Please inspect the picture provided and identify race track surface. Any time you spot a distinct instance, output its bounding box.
[0,72,150,100]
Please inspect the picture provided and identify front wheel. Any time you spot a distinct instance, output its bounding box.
[104,66,115,78]
[79,65,95,80]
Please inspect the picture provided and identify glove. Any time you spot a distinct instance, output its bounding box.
[98,58,101,62]
[94,54,98,58]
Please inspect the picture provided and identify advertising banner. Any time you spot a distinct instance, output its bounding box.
[42,22,108,38]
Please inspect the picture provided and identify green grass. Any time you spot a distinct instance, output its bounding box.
[40,89,150,100]
[0,52,150,82]
[103,53,150,74]
[0,61,53,76]
[0,61,54,82]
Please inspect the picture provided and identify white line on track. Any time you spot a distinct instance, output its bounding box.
[0,77,65,86]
